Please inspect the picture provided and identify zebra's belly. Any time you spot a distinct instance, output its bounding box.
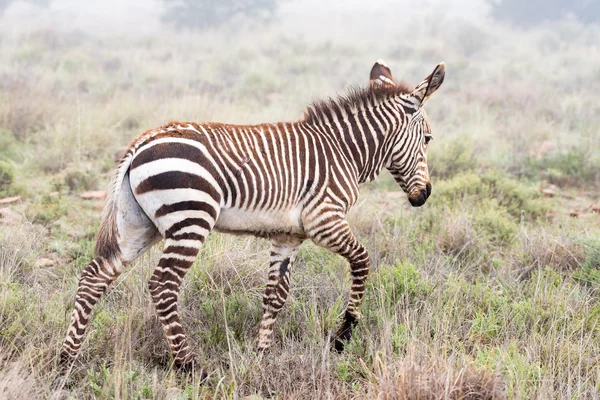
[215,207,304,238]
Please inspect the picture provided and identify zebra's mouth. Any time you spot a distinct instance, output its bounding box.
[408,183,431,207]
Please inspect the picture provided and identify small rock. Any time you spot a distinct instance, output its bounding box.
[80,191,107,200]
[542,189,556,198]
[49,191,59,197]
[35,258,55,268]
[0,196,21,205]
[0,207,24,224]
[591,204,600,214]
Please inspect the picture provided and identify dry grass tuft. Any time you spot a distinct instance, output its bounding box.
[0,79,56,141]
[515,227,586,277]
[437,213,477,257]
[366,346,504,400]
[0,348,47,400]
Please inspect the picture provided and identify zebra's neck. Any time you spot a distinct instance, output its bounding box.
[302,91,402,184]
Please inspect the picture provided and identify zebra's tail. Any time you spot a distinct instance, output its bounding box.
[94,150,135,262]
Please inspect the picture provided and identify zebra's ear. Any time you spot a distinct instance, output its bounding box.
[411,62,446,106]
[369,59,395,88]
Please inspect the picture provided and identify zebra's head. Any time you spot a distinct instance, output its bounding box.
[370,61,446,207]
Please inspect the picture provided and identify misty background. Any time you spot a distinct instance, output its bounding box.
[1,1,600,398]
[1,0,598,185]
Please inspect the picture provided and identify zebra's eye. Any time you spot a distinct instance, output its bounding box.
[424,135,433,144]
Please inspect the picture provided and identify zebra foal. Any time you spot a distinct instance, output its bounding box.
[59,60,445,372]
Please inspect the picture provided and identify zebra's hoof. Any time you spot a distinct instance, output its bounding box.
[330,312,357,353]
[175,360,207,381]
[332,338,346,353]
[58,352,75,373]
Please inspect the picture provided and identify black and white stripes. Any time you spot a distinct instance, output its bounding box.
[59,60,446,371]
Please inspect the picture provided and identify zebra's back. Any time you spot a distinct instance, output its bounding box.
[127,121,358,239]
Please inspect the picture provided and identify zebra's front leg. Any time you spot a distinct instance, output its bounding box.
[309,220,370,352]
[257,236,303,351]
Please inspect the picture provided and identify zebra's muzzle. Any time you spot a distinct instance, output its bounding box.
[408,182,431,207]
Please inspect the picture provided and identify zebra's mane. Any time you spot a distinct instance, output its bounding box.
[303,82,413,124]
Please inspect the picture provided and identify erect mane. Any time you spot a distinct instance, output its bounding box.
[302,82,413,124]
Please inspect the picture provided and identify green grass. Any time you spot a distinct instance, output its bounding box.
[1,4,600,399]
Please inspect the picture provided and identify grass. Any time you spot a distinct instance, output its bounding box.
[1,2,600,399]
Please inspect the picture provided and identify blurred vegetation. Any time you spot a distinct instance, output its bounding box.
[490,0,600,26]
[160,0,277,31]
[0,1,599,398]
[0,0,49,14]
[0,160,15,195]
[435,171,547,220]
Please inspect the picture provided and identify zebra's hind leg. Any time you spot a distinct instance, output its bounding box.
[60,239,161,368]
[148,220,214,373]
[60,173,161,369]
[60,256,124,366]
[257,235,303,351]
[308,219,370,352]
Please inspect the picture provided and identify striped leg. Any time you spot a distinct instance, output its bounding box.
[148,224,212,371]
[310,219,370,352]
[60,256,124,365]
[257,236,303,351]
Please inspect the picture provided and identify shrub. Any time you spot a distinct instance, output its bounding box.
[572,240,600,287]
[0,160,15,195]
[434,171,547,220]
[436,212,482,261]
[373,261,432,309]
[0,129,23,162]
[516,228,586,274]
[63,169,99,192]
[474,204,518,246]
[475,343,543,399]
[26,193,69,225]
[0,80,51,141]
[429,138,479,180]
[525,149,600,187]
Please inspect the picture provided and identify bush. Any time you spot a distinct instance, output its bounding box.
[573,240,600,287]
[474,204,519,246]
[374,261,432,309]
[516,228,586,273]
[0,129,23,162]
[434,171,547,220]
[26,193,69,225]
[0,160,15,195]
[63,169,98,192]
[428,138,479,180]
[525,149,600,188]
